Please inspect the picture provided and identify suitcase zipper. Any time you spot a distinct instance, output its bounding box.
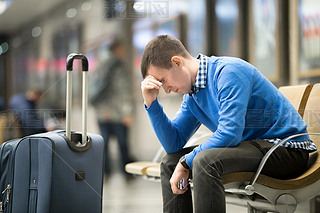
[0,184,10,212]
[1,184,11,203]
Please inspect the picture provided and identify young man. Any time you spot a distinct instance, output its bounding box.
[140,35,316,213]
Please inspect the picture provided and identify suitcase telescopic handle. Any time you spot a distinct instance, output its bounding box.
[66,53,89,144]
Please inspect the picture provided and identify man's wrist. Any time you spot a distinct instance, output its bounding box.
[144,98,157,108]
[144,99,154,108]
[179,155,190,170]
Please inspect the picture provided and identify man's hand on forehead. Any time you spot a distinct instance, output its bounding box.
[142,75,162,90]
[146,75,159,81]
[141,75,162,107]
[147,75,162,86]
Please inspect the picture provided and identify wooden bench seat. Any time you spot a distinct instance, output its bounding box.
[125,161,159,175]
[146,164,161,177]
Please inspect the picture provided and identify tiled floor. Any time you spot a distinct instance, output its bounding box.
[102,172,311,213]
[103,174,162,213]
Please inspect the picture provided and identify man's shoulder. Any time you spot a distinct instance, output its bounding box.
[208,57,257,80]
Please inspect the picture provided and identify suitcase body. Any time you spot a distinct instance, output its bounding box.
[0,53,105,212]
[48,131,104,212]
[0,131,104,213]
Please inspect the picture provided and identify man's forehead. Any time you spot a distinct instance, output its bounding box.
[147,65,163,79]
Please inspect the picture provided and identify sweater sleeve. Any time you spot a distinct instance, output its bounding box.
[185,66,252,168]
[146,98,201,153]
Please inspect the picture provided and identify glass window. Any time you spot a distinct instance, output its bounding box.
[216,0,240,57]
[187,0,206,56]
[298,0,320,75]
[251,0,278,81]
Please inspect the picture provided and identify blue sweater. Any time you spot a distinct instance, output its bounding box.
[146,56,311,168]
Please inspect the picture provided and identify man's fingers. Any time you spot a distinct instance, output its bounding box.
[169,162,190,195]
[142,80,159,87]
[170,177,188,195]
[141,79,162,90]
[145,75,162,86]
[170,180,188,194]
[141,82,159,90]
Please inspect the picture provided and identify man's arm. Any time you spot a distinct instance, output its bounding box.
[141,75,201,153]
[146,98,201,153]
[142,75,200,195]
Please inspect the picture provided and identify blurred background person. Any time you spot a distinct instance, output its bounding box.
[89,39,134,180]
[9,89,55,136]
[0,97,4,112]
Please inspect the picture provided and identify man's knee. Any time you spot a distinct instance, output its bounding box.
[193,150,209,170]
[192,150,224,177]
[161,153,180,174]
[162,153,177,165]
[162,146,197,166]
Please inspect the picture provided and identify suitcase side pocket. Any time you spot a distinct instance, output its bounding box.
[0,139,20,212]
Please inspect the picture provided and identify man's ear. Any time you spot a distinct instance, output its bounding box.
[171,56,183,67]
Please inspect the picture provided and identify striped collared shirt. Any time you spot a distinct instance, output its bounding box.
[189,54,207,96]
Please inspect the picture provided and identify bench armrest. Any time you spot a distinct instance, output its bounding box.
[245,133,320,195]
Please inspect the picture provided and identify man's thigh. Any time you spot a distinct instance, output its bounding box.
[192,140,265,175]
[192,140,308,179]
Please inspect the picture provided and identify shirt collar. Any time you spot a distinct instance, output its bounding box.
[189,54,208,96]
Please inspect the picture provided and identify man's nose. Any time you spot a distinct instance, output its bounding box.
[163,86,171,94]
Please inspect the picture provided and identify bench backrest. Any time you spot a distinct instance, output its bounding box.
[304,83,320,142]
[223,83,320,189]
[292,83,320,184]
[0,111,22,145]
[279,84,312,117]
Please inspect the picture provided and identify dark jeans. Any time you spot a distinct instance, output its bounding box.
[98,121,131,175]
[160,140,309,213]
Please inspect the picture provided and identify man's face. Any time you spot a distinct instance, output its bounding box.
[147,63,192,94]
[115,44,126,60]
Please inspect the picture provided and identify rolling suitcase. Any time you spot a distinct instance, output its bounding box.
[0,53,105,213]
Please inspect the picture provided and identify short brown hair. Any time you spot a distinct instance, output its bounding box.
[140,35,191,78]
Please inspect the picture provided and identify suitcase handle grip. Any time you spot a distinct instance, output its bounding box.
[66,53,89,144]
[67,53,89,71]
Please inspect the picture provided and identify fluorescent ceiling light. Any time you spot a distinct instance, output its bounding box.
[0,1,11,15]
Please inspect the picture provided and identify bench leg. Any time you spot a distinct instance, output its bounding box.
[310,195,320,213]
[247,203,268,213]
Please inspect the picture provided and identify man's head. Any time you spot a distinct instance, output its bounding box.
[141,35,191,79]
[26,90,42,105]
[110,39,126,60]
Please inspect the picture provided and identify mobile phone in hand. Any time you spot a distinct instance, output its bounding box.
[178,178,186,190]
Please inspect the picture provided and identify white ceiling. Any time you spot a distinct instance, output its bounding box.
[0,0,69,34]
